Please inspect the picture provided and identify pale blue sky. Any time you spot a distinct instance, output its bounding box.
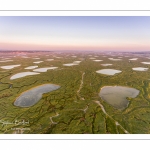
[0,16,150,51]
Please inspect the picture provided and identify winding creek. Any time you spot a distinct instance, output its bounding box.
[94,100,129,134]
[77,72,85,100]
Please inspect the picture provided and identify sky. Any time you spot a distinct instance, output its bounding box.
[0,16,150,52]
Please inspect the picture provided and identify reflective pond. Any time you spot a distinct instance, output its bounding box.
[99,86,139,110]
[96,69,122,75]
[14,84,60,107]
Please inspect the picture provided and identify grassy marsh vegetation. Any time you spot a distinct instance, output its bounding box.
[0,51,150,134]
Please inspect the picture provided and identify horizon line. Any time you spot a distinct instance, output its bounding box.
[0,50,150,53]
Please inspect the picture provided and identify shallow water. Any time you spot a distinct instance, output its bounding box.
[22,56,29,58]
[10,72,40,80]
[46,59,54,61]
[0,60,13,62]
[129,58,138,60]
[14,84,60,107]
[96,69,122,75]
[63,63,78,66]
[1,58,11,60]
[99,86,139,110]
[141,62,150,64]
[25,66,38,69]
[55,57,62,58]
[109,58,122,61]
[132,67,148,71]
[33,67,58,72]
[101,64,112,66]
[93,60,103,62]
[33,58,40,59]
[33,61,43,64]
[73,61,81,64]
[1,64,21,69]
